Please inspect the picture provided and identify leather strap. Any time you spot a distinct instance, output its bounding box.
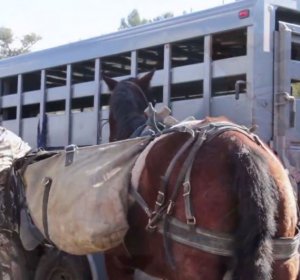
[42,177,52,241]
[152,135,195,215]
[158,217,300,260]
[129,186,151,218]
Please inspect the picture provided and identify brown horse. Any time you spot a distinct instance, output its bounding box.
[103,72,299,280]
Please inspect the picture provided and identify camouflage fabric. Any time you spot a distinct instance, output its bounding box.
[0,232,13,280]
[0,169,15,231]
[0,232,29,280]
[0,127,31,279]
[0,127,31,173]
[0,170,19,280]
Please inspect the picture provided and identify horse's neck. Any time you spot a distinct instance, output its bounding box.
[115,113,146,140]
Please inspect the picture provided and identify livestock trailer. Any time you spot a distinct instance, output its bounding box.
[0,0,300,279]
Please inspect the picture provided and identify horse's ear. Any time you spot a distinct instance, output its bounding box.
[103,75,118,91]
[137,70,155,90]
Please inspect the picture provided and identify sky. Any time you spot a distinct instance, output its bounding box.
[1,0,235,51]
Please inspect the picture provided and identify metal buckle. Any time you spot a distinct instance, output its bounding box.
[155,191,165,207]
[183,181,191,196]
[146,214,158,232]
[167,200,175,215]
[146,222,157,232]
[42,177,52,188]
[187,216,196,225]
[65,144,78,166]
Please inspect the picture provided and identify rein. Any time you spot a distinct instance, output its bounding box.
[129,121,300,265]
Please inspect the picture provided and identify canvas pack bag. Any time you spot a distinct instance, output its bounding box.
[22,137,151,255]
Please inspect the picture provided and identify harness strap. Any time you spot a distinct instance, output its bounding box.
[158,217,300,260]
[163,130,210,268]
[42,177,52,242]
[152,134,195,215]
[129,186,300,260]
[129,186,151,218]
[183,166,195,225]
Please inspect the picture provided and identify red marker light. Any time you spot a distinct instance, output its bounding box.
[239,9,250,19]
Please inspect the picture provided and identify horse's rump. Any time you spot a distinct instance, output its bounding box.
[22,137,150,255]
[133,120,298,279]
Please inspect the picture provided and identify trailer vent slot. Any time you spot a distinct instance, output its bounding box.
[212,28,247,60]
[46,66,67,88]
[138,46,164,72]
[171,81,203,101]
[102,52,131,78]
[72,60,95,85]
[1,76,18,96]
[22,104,40,118]
[2,107,16,120]
[212,74,246,97]
[71,96,94,113]
[171,37,204,68]
[46,100,65,115]
[23,71,41,92]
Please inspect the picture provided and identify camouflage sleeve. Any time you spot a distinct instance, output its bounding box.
[0,127,31,172]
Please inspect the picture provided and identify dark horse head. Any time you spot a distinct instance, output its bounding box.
[103,71,155,142]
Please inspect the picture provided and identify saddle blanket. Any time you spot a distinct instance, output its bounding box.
[23,137,151,255]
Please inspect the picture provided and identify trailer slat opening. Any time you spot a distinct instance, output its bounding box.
[46,66,67,88]
[102,52,131,77]
[212,28,247,61]
[1,76,18,96]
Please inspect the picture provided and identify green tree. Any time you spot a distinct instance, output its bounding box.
[119,9,174,30]
[0,27,41,59]
[292,82,300,98]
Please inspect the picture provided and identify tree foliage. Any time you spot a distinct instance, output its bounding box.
[0,27,41,59]
[292,82,300,98]
[119,9,174,30]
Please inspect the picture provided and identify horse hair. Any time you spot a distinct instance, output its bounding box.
[109,79,148,140]
[231,146,279,280]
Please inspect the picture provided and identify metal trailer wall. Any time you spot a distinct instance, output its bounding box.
[0,0,299,149]
[0,0,298,148]
[0,0,300,279]
[0,0,258,149]
[274,21,300,169]
[1,0,298,150]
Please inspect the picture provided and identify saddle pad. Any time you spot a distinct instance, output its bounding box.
[23,137,150,255]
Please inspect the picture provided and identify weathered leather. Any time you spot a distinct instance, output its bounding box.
[23,137,151,255]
